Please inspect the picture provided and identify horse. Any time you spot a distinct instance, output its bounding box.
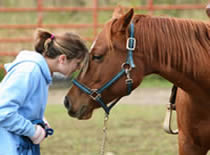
[64,6,210,155]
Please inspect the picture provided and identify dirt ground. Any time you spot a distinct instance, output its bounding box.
[48,87,172,105]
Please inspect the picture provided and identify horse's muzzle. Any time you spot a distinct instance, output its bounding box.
[64,96,79,118]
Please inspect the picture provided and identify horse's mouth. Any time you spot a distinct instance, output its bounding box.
[68,105,92,120]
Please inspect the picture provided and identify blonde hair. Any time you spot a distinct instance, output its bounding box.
[34,28,88,60]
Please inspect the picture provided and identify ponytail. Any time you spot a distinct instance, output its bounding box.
[34,29,52,54]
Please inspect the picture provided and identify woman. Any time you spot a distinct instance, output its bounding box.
[0,29,88,155]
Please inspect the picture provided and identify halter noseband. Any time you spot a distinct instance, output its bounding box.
[72,23,136,115]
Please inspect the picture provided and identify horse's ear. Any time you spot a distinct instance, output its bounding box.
[112,6,124,19]
[206,3,210,18]
[112,8,134,32]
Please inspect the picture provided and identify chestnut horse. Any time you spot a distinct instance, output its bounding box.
[65,7,210,155]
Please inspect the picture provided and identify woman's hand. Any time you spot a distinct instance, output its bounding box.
[29,125,46,144]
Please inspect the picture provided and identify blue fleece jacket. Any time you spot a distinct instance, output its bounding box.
[0,51,52,155]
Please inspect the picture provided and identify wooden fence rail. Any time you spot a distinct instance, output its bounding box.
[0,0,207,56]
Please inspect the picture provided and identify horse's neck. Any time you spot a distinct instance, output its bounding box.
[141,32,210,94]
[151,60,210,101]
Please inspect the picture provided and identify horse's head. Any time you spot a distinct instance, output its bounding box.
[64,8,145,120]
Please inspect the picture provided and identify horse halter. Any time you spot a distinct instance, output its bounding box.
[72,23,136,115]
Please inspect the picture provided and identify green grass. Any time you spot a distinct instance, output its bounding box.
[41,104,178,155]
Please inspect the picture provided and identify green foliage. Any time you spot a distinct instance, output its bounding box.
[0,68,5,82]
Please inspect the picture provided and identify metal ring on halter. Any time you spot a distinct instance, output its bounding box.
[90,89,101,100]
[121,63,132,72]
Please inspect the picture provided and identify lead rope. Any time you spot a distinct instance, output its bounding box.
[100,113,109,155]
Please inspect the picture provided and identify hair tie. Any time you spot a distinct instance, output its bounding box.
[50,34,55,40]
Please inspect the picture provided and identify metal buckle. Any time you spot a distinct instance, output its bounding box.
[126,37,136,51]
[90,89,101,100]
[125,78,133,84]
[121,63,132,71]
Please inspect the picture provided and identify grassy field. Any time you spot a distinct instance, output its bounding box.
[41,104,178,155]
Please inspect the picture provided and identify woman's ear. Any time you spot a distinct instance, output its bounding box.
[58,54,67,64]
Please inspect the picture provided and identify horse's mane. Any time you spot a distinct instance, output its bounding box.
[107,14,210,76]
[134,15,210,76]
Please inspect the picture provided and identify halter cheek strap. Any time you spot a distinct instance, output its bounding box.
[72,22,136,115]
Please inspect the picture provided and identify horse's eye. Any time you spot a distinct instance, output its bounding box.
[92,55,104,61]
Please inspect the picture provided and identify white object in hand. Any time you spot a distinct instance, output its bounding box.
[43,117,50,128]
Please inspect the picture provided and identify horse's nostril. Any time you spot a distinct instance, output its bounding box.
[64,96,70,109]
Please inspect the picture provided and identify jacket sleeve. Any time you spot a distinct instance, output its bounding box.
[0,70,39,137]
